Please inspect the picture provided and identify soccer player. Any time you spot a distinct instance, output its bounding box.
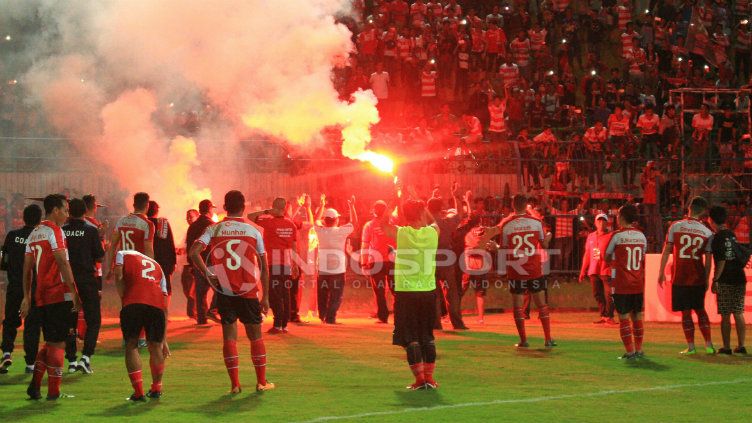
[384,199,440,390]
[658,196,715,354]
[103,192,155,281]
[21,194,82,400]
[605,204,648,360]
[63,198,105,373]
[248,198,297,334]
[1,204,42,374]
[115,250,169,401]
[482,194,554,348]
[191,190,274,393]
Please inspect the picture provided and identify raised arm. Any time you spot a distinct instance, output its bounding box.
[348,195,358,229]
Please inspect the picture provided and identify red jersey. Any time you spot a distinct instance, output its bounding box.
[256,215,296,267]
[665,218,713,286]
[25,220,73,306]
[116,250,167,310]
[499,213,546,280]
[196,217,266,299]
[114,213,155,254]
[606,228,648,294]
[362,218,396,265]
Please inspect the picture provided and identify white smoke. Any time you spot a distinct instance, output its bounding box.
[6,0,381,236]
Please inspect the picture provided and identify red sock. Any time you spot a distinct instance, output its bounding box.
[619,320,634,354]
[423,362,435,384]
[149,361,164,393]
[633,319,644,352]
[697,309,713,345]
[409,362,425,385]
[539,305,552,342]
[251,339,267,385]
[513,307,527,343]
[223,340,240,389]
[129,370,144,397]
[681,311,695,345]
[32,346,48,388]
[46,346,64,397]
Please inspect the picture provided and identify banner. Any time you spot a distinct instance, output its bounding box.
[645,254,752,323]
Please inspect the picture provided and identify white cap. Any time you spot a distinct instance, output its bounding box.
[323,208,340,219]
[596,213,609,222]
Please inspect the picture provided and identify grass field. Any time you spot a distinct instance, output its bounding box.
[0,312,750,422]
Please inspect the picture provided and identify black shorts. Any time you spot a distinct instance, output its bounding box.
[463,274,489,296]
[392,291,436,348]
[672,285,706,312]
[613,293,645,315]
[39,301,76,343]
[217,295,263,325]
[509,278,547,295]
[120,304,166,343]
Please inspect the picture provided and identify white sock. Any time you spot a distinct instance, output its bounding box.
[2,352,10,358]
[26,364,34,371]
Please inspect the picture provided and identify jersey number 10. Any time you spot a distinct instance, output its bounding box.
[625,246,643,271]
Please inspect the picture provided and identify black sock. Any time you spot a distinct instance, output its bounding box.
[421,341,436,364]
[406,343,422,365]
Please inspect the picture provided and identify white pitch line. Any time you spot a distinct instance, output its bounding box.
[297,379,752,423]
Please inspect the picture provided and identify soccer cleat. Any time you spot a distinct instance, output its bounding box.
[146,390,162,399]
[406,382,427,390]
[137,339,148,349]
[515,342,529,348]
[718,348,733,355]
[635,351,645,358]
[705,346,716,355]
[229,386,242,394]
[0,354,11,374]
[25,365,34,374]
[733,346,748,355]
[545,340,558,348]
[256,381,276,392]
[47,393,74,401]
[206,311,221,323]
[68,362,79,373]
[425,381,439,389]
[281,327,289,333]
[593,318,607,324]
[78,358,93,374]
[619,353,636,360]
[605,318,618,325]
[27,382,42,400]
[127,393,146,402]
[267,327,283,335]
[680,348,697,355]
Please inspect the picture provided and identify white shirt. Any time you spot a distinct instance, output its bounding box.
[370,72,390,99]
[314,223,354,274]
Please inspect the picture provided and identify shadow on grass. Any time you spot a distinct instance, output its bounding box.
[88,398,160,417]
[514,348,557,359]
[0,373,32,386]
[685,354,752,365]
[392,387,447,409]
[624,357,671,371]
[95,342,189,358]
[189,391,262,416]
[8,398,61,420]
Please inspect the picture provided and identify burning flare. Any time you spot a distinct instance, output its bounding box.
[357,151,393,173]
